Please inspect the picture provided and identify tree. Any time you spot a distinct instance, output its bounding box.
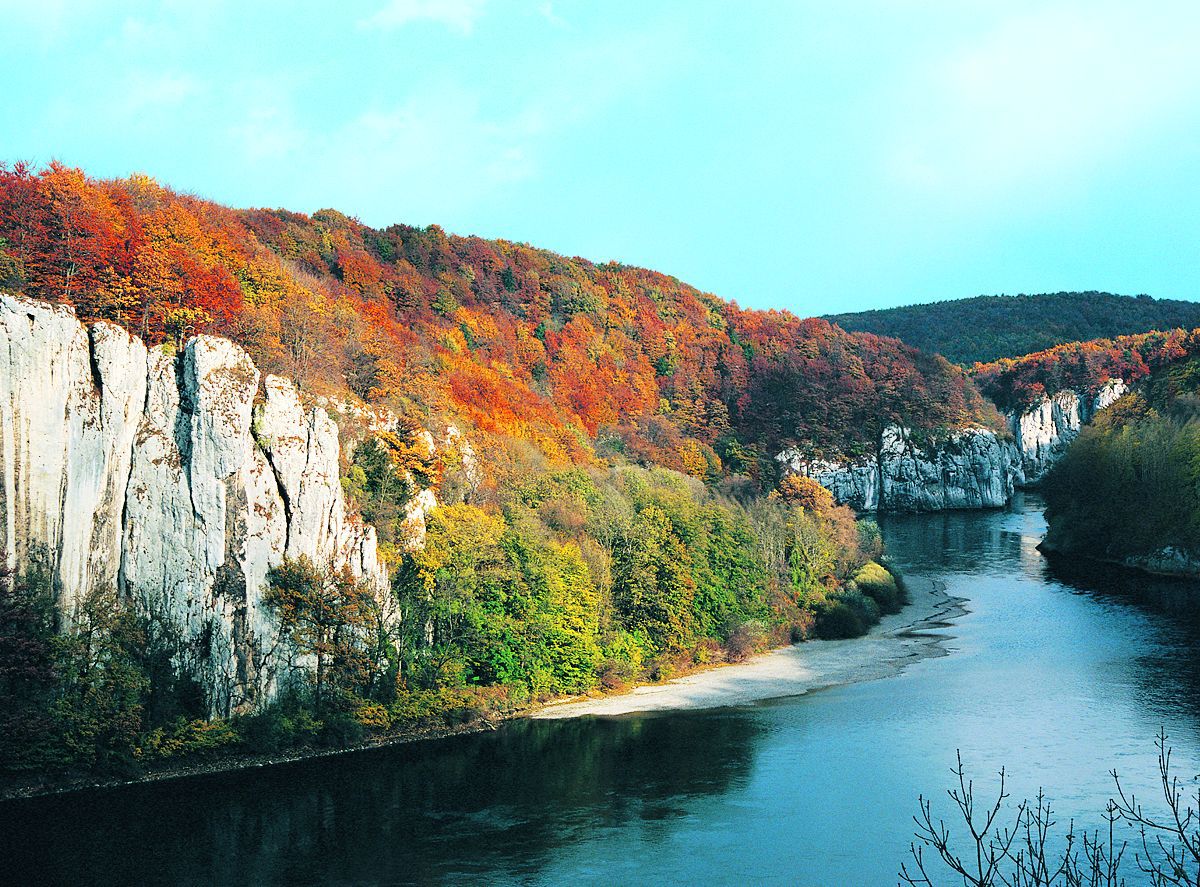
[899,731,1200,886]
[0,558,59,769]
[265,556,386,712]
[51,586,150,770]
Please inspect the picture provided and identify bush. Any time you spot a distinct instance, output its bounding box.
[724,620,769,662]
[354,702,392,732]
[854,561,903,614]
[320,710,366,747]
[813,601,865,639]
[138,718,239,760]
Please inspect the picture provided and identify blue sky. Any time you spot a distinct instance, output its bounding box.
[3,0,1199,315]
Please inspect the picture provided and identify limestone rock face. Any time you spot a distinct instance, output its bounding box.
[1008,380,1127,483]
[778,424,1024,512]
[877,425,1023,511]
[0,293,389,715]
[777,381,1130,513]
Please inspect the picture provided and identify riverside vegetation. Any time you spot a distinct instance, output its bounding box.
[0,160,949,786]
[0,461,903,783]
[1041,354,1200,572]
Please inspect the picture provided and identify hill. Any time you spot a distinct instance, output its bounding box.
[826,292,1200,365]
[971,328,1200,411]
[1042,351,1200,574]
[0,162,999,482]
[0,162,943,774]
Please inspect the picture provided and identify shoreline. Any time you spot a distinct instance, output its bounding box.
[1039,542,1200,581]
[0,575,965,803]
[533,574,964,719]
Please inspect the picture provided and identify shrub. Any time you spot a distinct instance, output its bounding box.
[138,718,239,760]
[724,620,769,662]
[813,600,865,639]
[354,702,392,732]
[854,561,903,614]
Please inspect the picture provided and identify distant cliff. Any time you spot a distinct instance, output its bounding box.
[1007,380,1127,483]
[778,425,1023,512]
[0,293,415,716]
[777,381,1128,512]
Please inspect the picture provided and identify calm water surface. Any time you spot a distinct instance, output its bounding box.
[5,494,1200,885]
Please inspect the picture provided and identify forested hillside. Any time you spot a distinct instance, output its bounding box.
[0,162,997,480]
[0,162,934,779]
[971,328,1200,410]
[1042,354,1200,571]
[827,292,1200,365]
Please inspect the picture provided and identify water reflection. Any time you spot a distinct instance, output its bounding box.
[4,710,762,886]
[8,496,1200,886]
[876,495,1035,577]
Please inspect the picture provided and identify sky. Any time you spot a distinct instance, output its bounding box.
[3,0,1200,316]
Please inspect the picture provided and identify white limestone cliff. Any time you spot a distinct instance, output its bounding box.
[778,379,1129,512]
[0,293,394,716]
[778,424,1024,512]
[1007,380,1127,483]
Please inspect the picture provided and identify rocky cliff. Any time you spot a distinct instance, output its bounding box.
[778,424,1025,512]
[778,380,1129,513]
[0,293,407,716]
[1008,380,1127,483]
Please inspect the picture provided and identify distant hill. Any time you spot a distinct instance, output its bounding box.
[826,292,1200,365]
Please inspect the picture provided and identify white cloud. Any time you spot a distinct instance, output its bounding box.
[226,24,684,222]
[229,84,536,218]
[358,0,487,34]
[114,71,199,119]
[882,3,1200,205]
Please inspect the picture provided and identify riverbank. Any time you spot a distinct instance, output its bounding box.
[533,574,964,718]
[0,576,964,802]
[1039,540,1200,580]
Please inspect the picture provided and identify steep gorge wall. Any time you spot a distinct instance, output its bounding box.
[1008,380,1127,483]
[778,425,1024,512]
[0,294,401,716]
[778,381,1128,513]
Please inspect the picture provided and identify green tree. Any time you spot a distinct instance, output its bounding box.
[0,559,59,770]
[265,556,386,712]
[52,587,150,770]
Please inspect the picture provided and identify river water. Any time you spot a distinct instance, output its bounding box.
[6,494,1200,885]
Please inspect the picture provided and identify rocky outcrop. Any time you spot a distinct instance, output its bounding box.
[779,381,1130,513]
[0,294,390,716]
[1007,380,1126,483]
[778,424,1024,512]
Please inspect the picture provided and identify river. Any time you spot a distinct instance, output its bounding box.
[5,494,1200,885]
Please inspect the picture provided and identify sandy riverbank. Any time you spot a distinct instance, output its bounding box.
[0,576,965,801]
[532,575,965,719]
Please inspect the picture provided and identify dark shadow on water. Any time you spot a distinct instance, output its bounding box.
[877,495,1033,577]
[1043,553,1200,621]
[0,708,764,886]
[1042,552,1200,726]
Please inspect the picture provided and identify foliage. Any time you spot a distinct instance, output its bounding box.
[853,560,904,614]
[0,162,1000,473]
[829,290,1200,365]
[0,163,926,782]
[341,433,430,554]
[0,560,60,770]
[265,556,393,712]
[973,327,1199,411]
[1042,356,1200,562]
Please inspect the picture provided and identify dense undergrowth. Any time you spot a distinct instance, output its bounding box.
[1042,356,1200,565]
[0,464,905,782]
